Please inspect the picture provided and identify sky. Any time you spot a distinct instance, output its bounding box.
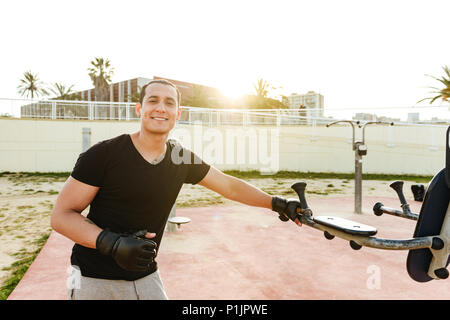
[1,0,450,120]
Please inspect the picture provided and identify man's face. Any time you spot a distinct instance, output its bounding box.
[136,83,181,135]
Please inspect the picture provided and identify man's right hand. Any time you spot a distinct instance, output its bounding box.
[271,196,303,226]
[96,229,157,272]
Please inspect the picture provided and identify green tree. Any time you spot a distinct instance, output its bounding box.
[250,79,287,108]
[88,57,114,102]
[126,85,142,103]
[17,71,48,99]
[243,94,288,109]
[418,65,450,104]
[49,83,80,100]
[253,78,270,106]
[238,79,285,109]
[47,82,85,118]
[183,84,213,108]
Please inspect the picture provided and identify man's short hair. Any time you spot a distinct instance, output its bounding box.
[139,79,181,106]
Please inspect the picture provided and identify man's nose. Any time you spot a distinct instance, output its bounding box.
[154,101,166,112]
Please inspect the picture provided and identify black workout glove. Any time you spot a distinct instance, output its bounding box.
[272,196,302,223]
[96,229,157,272]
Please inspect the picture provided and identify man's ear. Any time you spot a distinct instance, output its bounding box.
[135,103,142,117]
[176,106,182,120]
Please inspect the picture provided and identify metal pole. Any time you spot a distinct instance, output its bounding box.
[354,144,363,214]
[327,120,359,214]
[88,103,93,120]
[51,101,56,120]
[166,204,177,232]
[82,128,91,152]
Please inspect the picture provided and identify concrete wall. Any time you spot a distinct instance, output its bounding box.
[0,118,140,172]
[276,125,446,175]
[0,118,446,176]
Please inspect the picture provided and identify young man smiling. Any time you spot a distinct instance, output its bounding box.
[51,79,302,300]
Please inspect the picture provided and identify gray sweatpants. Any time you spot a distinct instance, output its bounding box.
[67,266,168,300]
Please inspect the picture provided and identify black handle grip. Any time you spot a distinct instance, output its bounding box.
[291,182,309,210]
[389,181,407,205]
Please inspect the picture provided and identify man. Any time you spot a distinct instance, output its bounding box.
[51,79,302,300]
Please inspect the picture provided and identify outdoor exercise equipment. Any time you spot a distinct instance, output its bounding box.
[326,120,394,214]
[168,216,191,230]
[290,126,450,282]
[411,184,425,202]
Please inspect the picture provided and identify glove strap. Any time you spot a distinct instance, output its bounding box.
[272,196,290,221]
[272,196,287,213]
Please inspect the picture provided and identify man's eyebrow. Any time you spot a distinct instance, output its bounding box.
[147,95,176,101]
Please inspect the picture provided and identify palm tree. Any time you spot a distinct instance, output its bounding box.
[17,71,48,99]
[418,65,450,104]
[49,82,76,100]
[87,57,114,102]
[254,78,270,100]
[251,79,285,108]
[48,82,84,118]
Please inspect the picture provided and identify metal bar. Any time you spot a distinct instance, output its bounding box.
[300,216,433,250]
[362,121,394,144]
[376,204,419,221]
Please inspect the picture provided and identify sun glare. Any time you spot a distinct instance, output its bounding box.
[220,84,249,101]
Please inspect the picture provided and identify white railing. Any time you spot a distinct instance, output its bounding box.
[1,98,450,127]
[0,98,328,125]
[0,98,138,121]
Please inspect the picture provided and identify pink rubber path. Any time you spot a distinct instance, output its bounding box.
[7,196,450,300]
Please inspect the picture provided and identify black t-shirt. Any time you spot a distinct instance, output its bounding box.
[69,134,210,280]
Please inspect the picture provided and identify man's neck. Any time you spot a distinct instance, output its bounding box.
[133,130,168,154]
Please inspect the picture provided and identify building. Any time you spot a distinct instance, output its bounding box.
[77,77,149,103]
[353,113,399,123]
[353,113,377,121]
[20,76,224,120]
[407,113,420,123]
[76,76,222,106]
[287,91,324,124]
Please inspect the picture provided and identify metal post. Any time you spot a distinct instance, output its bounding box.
[166,204,177,232]
[82,128,91,152]
[354,142,363,214]
[327,120,360,214]
[51,101,56,120]
[110,84,114,121]
[88,103,93,120]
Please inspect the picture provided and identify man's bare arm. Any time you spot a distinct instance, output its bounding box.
[198,166,302,226]
[197,166,272,209]
[50,176,102,248]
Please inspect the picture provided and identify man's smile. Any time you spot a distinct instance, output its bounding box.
[150,116,168,121]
